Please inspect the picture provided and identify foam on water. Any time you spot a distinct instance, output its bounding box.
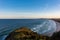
[0,19,56,40]
[31,20,56,36]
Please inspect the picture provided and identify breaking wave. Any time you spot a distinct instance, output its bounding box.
[31,20,56,36]
[0,19,57,40]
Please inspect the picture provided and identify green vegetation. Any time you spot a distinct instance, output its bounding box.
[5,27,60,40]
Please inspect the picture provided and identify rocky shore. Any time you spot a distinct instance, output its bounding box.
[5,27,50,40]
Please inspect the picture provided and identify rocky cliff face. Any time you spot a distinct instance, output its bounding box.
[5,27,50,40]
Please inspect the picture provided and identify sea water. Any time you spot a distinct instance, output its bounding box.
[0,19,56,40]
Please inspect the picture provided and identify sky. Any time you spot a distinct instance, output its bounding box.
[0,0,60,19]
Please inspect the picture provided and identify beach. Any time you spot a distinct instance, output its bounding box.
[53,19,60,32]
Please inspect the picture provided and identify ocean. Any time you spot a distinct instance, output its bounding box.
[0,19,56,40]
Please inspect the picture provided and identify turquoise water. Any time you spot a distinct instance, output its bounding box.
[0,19,56,40]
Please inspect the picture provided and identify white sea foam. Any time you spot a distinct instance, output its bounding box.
[31,20,56,36]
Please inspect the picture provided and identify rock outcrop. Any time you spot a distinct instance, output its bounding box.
[5,27,50,40]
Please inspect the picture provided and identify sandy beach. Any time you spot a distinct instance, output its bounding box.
[52,19,60,32]
[55,21,60,32]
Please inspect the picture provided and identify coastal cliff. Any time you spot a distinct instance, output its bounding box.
[5,27,50,40]
[5,26,60,40]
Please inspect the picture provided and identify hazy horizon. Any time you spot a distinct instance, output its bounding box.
[0,0,60,18]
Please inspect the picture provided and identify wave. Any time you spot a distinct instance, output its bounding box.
[31,20,56,36]
[0,19,57,40]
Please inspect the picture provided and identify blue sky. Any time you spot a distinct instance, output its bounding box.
[0,0,60,18]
